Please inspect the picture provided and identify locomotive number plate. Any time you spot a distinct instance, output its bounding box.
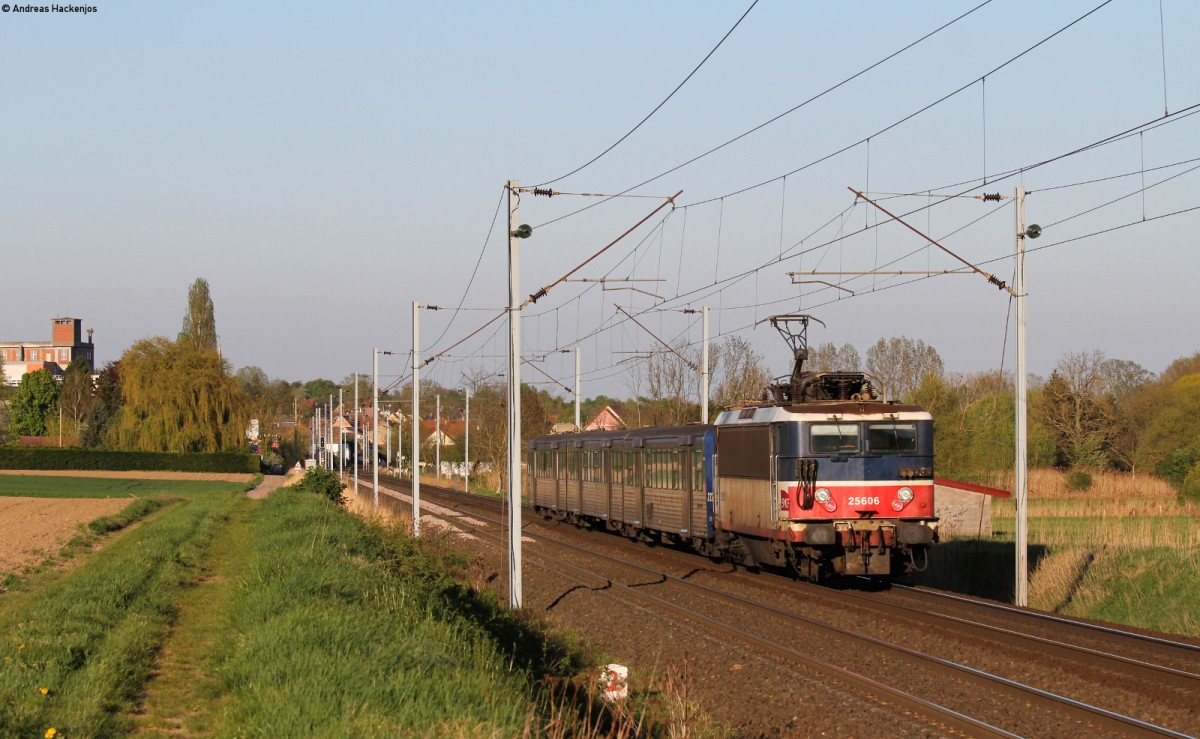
[847,496,881,506]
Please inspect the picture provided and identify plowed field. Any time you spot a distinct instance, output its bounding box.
[0,496,131,574]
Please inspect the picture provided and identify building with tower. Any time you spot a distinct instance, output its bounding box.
[0,317,95,386]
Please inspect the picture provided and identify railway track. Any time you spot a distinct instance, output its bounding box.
[364,476,1198,737]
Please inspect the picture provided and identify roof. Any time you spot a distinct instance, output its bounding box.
[934,477,1011,498]
[531,424,710,448]
[584,405,625,431]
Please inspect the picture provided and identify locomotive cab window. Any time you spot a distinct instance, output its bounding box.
[866,422,917,453]
[810,423,860,454]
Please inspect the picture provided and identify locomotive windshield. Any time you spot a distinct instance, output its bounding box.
[810,422,860,454]
[866,422,917,453]
[809,421,924,455]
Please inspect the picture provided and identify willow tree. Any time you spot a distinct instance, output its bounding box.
[112,337,248,452]
[179,277,218,350]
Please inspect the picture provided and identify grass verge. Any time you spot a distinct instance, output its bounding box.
[197,487,620,735]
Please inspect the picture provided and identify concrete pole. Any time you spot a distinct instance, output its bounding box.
[507,179,524,610]
[353,373,359,495]
[701,305,710,424]
[464,388,471,492]
[372,348,379,510]
[412,301,421,537]
[338,388,343,477]
[1015,187,1029,608]
[574,346,581,430]
[435,394,441,480]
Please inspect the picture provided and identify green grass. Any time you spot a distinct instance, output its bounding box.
[0,475,249,499]
[195,487,598,736]
[1058,547,1200,636]
[0,491,240,737]
[916,504,1200,638]
[0,479,636,736]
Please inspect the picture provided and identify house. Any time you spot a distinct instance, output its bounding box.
[424,430,455,448]
[0,317,95,386]
[585,406,625,431]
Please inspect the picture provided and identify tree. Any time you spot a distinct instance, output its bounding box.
[713,335,771,410]
[59,357,95,433]
[640,342,700,426]
[82,362,122,448]
[808,342,862,373]
[1035,350,1120,468]
[179,277,218,350]
[1134,372,1200,478]
[112,337,248,453]
[865,337,944,402]
[304,378,339,400]
[10,369,60,436]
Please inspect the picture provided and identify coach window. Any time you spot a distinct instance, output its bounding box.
[565,450,579,481]
[692,451,705,492]
[583,450,603,482]
[810,422,860,454]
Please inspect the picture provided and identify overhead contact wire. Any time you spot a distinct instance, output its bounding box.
[531,0,994,229]
[534,0,760,187]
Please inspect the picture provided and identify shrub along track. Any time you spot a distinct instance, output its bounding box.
[372,476,1200,737]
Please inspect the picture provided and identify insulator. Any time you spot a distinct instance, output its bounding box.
[982,193,1003,202]
[533,187,555,198]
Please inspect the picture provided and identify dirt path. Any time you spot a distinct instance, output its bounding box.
[0,497,131,574]
[131,498,253,736]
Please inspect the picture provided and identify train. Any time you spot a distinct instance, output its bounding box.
[528,315,938,580]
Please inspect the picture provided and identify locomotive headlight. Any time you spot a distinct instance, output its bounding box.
[897,487,914,503]
[814,488,831,504]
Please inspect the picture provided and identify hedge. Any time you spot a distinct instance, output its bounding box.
[0,448,259,473]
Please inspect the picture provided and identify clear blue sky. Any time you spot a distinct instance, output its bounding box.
[3,1,1198,398]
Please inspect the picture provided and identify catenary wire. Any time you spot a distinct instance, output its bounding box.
[530,0,997,229]
[533,0,760,187]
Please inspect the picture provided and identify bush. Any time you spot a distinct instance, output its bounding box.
[293,467,345,504]
[1065,469,1094,491]
[1157,440,1200,490]
[1180,463,1200,504]
[0,447,258,473]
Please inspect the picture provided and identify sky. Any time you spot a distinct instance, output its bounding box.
[2,0,1198,401]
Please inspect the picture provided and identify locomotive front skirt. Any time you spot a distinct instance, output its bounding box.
[529,401,938,580]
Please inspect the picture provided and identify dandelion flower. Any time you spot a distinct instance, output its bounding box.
[18,644,25,650]
[45,729,57,738]
[39,687,49,695]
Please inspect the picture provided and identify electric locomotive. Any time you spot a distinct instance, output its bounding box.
[529,314,938,580]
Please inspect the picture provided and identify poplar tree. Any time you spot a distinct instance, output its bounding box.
[179,277,218,350]
[113,280,247,452]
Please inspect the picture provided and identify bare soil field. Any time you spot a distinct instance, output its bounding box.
[0,496,131,574]
[0,470,256,483]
